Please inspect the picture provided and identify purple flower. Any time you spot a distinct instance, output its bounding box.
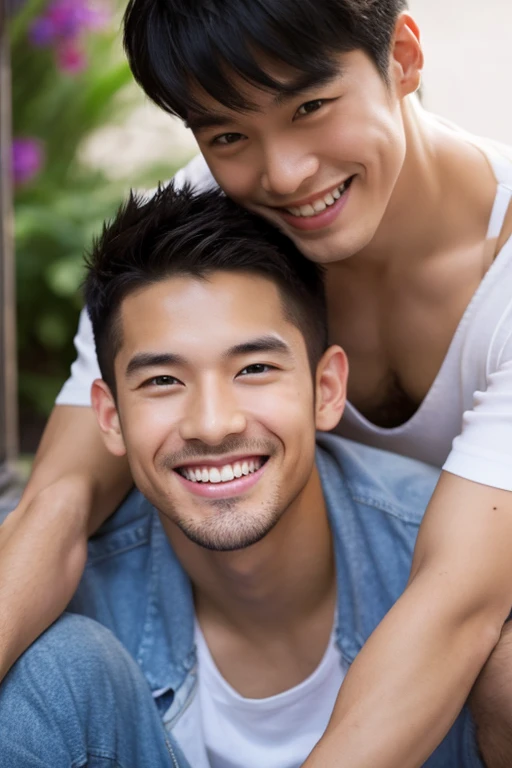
[29,16,58,46]
[29,1,111,50]
[11,138,45,187]
[56,40,88,74]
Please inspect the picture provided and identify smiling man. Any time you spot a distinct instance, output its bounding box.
[0,185,483,767]
[3,1,512,767]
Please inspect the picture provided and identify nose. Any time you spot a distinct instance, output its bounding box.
[260,139,319,197]
[179,378,247,446]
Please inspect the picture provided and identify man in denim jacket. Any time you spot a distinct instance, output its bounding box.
[0,186,484,767]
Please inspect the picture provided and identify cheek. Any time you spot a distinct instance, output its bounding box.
[336,117,402,171]
[202,153,258,202]
[250,379,316,442]
[120,399,180,463]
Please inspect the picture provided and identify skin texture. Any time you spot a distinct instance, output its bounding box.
[92,272,347,698]
[2,9,512,766]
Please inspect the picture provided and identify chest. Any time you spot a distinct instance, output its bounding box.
[177,627,345,768]
[327,244,489,427]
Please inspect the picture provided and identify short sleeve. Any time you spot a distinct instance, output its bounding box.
[55,153,217,408]
[443,347,512,491]
[55,308,99,406]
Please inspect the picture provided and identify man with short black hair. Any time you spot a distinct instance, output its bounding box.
[0,184,483,767]
[3,2,512,766]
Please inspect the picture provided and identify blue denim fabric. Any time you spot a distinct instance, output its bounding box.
[0,435,484,767]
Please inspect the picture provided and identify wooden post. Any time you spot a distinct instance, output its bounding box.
[0,0,19,499]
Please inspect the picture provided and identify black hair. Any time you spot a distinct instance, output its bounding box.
[123,0,408,120]
[84,184,328,391]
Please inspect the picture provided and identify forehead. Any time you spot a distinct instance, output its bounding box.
[116,272,306,362]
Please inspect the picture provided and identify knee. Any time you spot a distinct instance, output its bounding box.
[470,622,512,768]
[0,614,152,766]
[3,612,127,690]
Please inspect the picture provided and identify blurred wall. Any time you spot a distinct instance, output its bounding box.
[409,0,512,143]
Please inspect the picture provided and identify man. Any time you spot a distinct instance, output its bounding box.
[2,1,512,766]
[0,184,482,767]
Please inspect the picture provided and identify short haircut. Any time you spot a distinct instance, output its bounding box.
[84,185,328,391]
[123,0,408,120]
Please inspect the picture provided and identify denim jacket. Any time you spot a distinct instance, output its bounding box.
[69,434,479,767]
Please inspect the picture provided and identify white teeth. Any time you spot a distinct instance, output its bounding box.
[313,199,327,213]
[285,180,350,218]
[179,458,264,484]
[220,465,234,482]
[209,468,222,483]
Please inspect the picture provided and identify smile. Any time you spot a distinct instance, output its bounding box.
[173,455,269,499]
[176,456,267,484]
[284,177,355,218]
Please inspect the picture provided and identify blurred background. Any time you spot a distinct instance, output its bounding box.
[3,0,512,457]
[6,0,196,453]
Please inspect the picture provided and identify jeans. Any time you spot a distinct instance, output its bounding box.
[0,613,186,767]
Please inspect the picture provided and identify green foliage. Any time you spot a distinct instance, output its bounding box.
[10,1,179,423]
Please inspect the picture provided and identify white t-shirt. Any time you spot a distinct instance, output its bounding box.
[56,121,512,490]
[172,621,346,768]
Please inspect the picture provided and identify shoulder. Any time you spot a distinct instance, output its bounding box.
[85,490,154,563]
[70,492,154,632]
[468,135,512,252]
[316,433,439,527]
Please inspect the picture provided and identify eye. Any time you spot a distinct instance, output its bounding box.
[295,99,326,118]
[237,363,275,376]
[211,132,245,146]
[143,375,181,387]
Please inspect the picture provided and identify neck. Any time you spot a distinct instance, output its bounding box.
[162,465,335,636]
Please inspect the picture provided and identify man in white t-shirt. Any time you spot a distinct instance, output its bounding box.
[2,2,512,767]
[0,184,483,767]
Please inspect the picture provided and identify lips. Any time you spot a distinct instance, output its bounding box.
[284,177,354,218]
[175,456,267,484]
[276,176,354,233]
[174,456,269,499]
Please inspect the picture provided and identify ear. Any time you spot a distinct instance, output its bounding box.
[390,13,424,98]
[314,346,348,432]
[90,379,127,457]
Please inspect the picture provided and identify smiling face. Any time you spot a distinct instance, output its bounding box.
[92,272,346,552]
[189,18,422,264]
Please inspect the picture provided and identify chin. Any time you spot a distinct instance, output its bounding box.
[176,494,283,551]
[291,233,357,265]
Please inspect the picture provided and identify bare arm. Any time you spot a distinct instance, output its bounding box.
[0,405,132,681]
[304,471,512,767]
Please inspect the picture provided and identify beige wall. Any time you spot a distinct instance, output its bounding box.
[409,0,512,143]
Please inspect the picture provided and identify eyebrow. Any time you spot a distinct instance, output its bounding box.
[125,352,186,379]
[186,68,342,132]
[272,68,341,106]
[223,335,292,359]
[185,112,235,132]
[125,336,292,378]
